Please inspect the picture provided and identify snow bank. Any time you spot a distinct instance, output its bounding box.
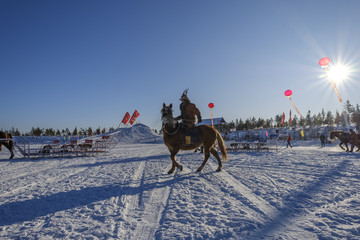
[115,123,162,143]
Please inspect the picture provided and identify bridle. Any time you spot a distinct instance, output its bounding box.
[161,106,180,135]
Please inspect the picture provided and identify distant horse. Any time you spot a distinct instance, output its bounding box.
[0,131,14,159]
[329,131,360,152]
[161,103,228,174]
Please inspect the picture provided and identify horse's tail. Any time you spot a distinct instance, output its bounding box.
[216,131,228,162]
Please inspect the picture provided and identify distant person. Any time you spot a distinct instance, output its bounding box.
[286,135,292,148]
[320,134,326,148]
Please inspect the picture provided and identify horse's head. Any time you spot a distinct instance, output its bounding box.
[329,131,336,139]
[161,103,176,127]
[330,131,344,140]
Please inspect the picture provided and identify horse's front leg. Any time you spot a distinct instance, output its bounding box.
[339,143,346,151]
[168,150,182,174]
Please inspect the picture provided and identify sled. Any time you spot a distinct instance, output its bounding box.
[9,134,120,159]
[226,139,269,152]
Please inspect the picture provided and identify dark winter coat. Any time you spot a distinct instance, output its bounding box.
[348,131,358,145]
[176,100,202,128]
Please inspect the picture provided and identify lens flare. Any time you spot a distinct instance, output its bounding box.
[327,64,350,84]
[327,64,350,83]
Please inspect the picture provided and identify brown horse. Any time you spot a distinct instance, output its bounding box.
[330,130,360,152]
[0,131,14,159]
[330,131,350,151]
[161,103,228,174]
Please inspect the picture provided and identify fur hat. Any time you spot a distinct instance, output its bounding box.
[180,89,190,101]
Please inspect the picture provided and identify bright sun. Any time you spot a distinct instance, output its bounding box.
[326,64,350,84]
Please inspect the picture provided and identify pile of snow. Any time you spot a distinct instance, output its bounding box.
[115,123,162,143]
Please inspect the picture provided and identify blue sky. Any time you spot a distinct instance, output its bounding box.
[1,0,360,132]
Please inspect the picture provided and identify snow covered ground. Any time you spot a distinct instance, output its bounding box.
[1,129,360,239]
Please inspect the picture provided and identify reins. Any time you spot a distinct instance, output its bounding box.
[162,122,181,135]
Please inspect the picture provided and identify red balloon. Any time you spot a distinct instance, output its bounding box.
[284,90,292,97]
[319,57,330,67]
[208,103,214,109]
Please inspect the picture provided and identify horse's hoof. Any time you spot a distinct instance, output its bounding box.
[196,167,202,172]
[179,165,183,171]
[216,168,222,172]
[168,169,174,174]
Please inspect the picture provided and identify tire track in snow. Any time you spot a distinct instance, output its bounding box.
[132,157,176,240]
[114,161,146,239]
[206,161,281,222]
[113,155,174,239]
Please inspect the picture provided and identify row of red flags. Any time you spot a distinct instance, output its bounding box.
[281,110,292,126]
[121,110,140,125]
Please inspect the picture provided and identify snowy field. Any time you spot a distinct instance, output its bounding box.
[1,136,360,239]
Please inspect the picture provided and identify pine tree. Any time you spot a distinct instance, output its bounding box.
[321,108,326,125]
[352,104,360,129]
[306,111,312,126]
[335,111,342,126]
[275,114,282,127]
[88,127,93,136]
[325,111,334,125]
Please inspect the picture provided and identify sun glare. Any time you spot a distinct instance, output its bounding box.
[327,64,350,84]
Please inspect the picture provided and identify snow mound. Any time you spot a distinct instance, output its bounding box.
[115,123,162,143]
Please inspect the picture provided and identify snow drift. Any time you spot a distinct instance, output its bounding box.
[115,123,162,143]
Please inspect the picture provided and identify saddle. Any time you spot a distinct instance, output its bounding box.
[181,124,201,145]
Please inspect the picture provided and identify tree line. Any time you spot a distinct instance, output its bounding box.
[3,100,360,136]
[219,100,360,132]
[4,126,116,137]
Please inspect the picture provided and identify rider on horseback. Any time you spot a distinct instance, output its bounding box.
[348,129,359,152]
[175,89,202,128]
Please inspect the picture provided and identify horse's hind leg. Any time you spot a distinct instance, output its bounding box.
[9,142,14,159]
[197,147,222,172]
[197,150,210,172]
[197,144,214,172]
[210,148,222,172]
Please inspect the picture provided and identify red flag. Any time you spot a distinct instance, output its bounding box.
[281,112,285,126]
[129,110,140,125]
[289,110,292,125]
[121,112,131,125]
